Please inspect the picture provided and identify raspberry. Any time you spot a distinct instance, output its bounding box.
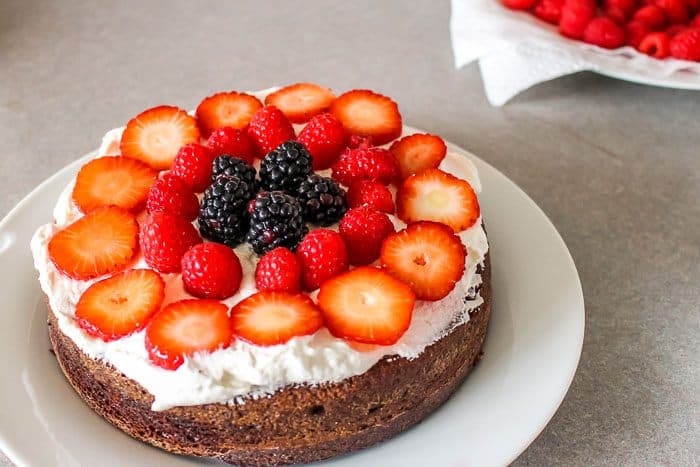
[583,17,626,48]
[638,31,672,57]
[171,143,215,192]
[666,23,687,35]
[331,147,400,187]
[669,27,700,60]
[296,229,349,291]
[339,206,395,265]
[655,0,689,23]
[181,243,242,299]
[255,247,302,293]
[146,172,200,221]
[604,0,637,22]
[534,0,565,24]
[560,0,596,39]
[346,179,395,214]
[633,5,667,29]
[693,13,700,28]
[501,0,537,9]
[297,113,346,170]
[247,106,296,156]
[627,20,653,47]
[140,211,202,273]
[206,127,256,164]
[346,135,373,149]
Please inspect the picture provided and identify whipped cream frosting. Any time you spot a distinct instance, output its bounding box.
[31,89,489,410]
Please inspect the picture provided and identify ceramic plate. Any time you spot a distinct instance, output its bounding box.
[0,136,584,467]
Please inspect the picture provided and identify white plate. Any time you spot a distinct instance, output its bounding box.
[0,138,584,467]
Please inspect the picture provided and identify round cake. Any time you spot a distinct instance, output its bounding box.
[31,84,491,466]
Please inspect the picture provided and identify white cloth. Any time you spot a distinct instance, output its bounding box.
[450,0,700,105]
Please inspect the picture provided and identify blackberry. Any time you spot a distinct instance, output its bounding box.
[198,175,256,246]
[297,174,347,226]
[258,141,312,193]
[246,191,308,255]
[211,155,257,187]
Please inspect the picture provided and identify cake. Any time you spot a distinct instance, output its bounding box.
[31,84,491,466]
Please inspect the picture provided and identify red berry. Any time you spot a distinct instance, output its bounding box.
[666,23,687,35]
[146,172,200,222]
[296,229,349,291]
[693,14,700,29]
[330,90,402,145]
[346,179,395,214]
[206,127,256,164]
[297,113,346,170]
[195,91,262,137]
[627,20,653,47]
[181,243,242,299]
[603,0,637,22]
[331,147,400,187]
[264,83,336,124]
[255,247,302,293]
[389,133,447,180]
[339,207,395,265]
[534,0,565,24]
[502,0,537,9]
[247,106,296,156]
[583,17,626,48]
[140,211,202,273]
[560,0,596,39]
[633,5,667,29]
[669,27,700,59]
[347,135,373,149]
[655,0,689,23]
[171,143,216,192]
[638,31,672,56]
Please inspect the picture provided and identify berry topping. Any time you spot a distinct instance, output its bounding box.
[656,0,689,24]
[633,5,667,29]
[380,221,466,301]
[331,147,400,187]
[330,90,402,145]
[211,155,257,186]
[140,211,202,273]
[339,206,395,265]
[297,174,347,226]
[670,27,700,60]
[296,229,349,291]
[120,105,200,170]
[396,168,480,232]
[145,299,232,370]
[559,0,596,39]
[247,106,296,156]
[297,112,346,170]
[48,207,138,280]
[198,174,255,247]
[146,172,200,222]
[230,291,323,346]
[181,243,243,299]
[195,91,263,137]
[75,269,165,342]
[317,267,415,345]
[264,83,336,123]
[346,179,395,214]
[639,31,672,57]
[171,143,216,193]
[502,0,537,9]
[533,0,564,24]
[258,140,313,193]
[582,17,626,48]
[347,134,374,149]
[626,21,653,49]
[389,133,447,180]
[206,127,256,164]
[246,191,307,255]
[72,156,157,214]
[255,247,302,293]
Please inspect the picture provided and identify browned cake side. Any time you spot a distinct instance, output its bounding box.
[47,255,491,466]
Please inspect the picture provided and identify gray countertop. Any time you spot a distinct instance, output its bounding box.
[1,0,698,465]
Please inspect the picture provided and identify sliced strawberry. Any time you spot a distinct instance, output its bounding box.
[330,90,402,145]
[396,168,480,232]
[196,92,263,137]
[145,299,232,370]
[72,156,157,213]
[317,267,415,345]
[389,134,447,179]
[120,106,201,170]
[75,269,164,342]
[264,83,336,123]
[380,222,466,301]
[230,291,323,346]
[48,207,139,280]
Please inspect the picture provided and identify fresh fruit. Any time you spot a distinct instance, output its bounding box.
[296,229,349,291]
[247,106,296,156]
[72,156,157,213]
[258,141,313,193]
[633,5,667,29]
[246,191,307,255]
[140,211,201,273]
[330,90,402,145]
[317,267,415,345]
[171,143,216,193]
[346,179,395,214]
[181,243,242,299]
[198,174,255,247]
[582,17,626,48]
[670,27,700,59]
[48,207,139,280]
[331,147,400,187]
[655,0,689,24]
[627,20,653,48]
[206,127,256,164]
[211,155,257,186]
[604,0,637,22]
[347,134,373,149]
[146,172,200,222]
[534,0,565,24]
[297,174,347,226]
[255,247,302,293]
[693,13,700,28]
[195,91,263,137]
[264,83,336,123]
[639,31,672,56]
[389,133,447,179]
[297,112,346,170]
[120,106,200,170]
[380,221,466,301]
[75,269,165,342]
[559,0,596,39]
[396,168,480,232]
[502,0,537,9]
[339,206,395,265]
[230,291,323,346]
[145,299,232,370]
